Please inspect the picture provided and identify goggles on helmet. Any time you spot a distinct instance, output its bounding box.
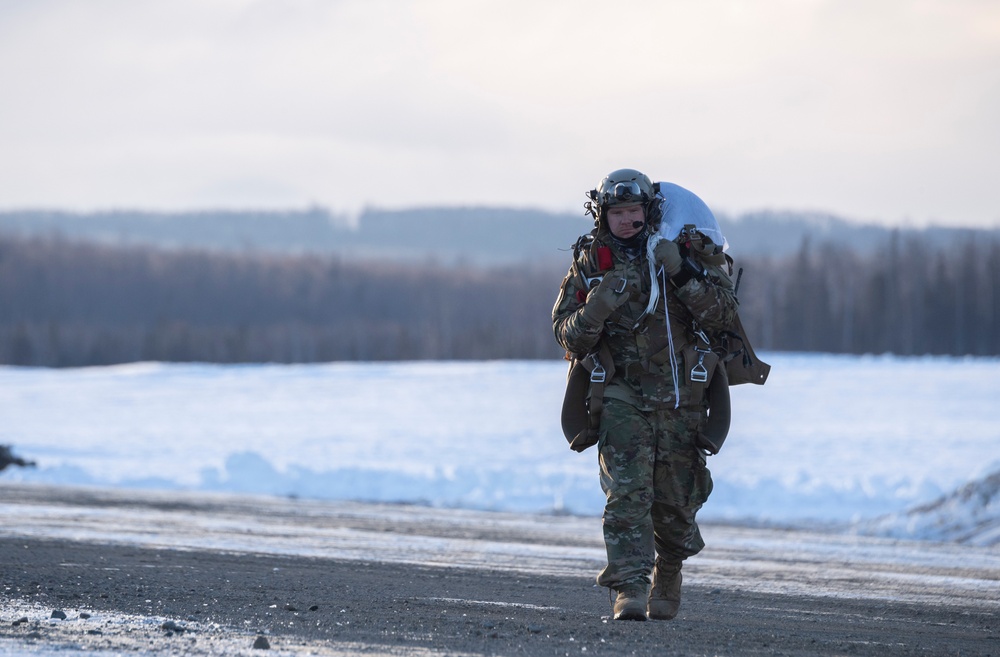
[612,181,642,204]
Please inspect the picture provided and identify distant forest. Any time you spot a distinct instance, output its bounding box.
[1,232,998,367]
[737,234,1000,356]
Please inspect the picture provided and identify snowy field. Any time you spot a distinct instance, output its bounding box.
[2,353,999,544]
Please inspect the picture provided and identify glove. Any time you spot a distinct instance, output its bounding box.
[653,239,683,276]
[580,270,631,326]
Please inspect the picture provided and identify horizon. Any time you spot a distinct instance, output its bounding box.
[2,202,998,233]
[1,1,999,228]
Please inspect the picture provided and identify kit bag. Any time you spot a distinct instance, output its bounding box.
[560,343,615,453]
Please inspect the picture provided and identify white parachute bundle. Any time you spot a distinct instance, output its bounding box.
[640,182,728,408]
[649,181,728,253]
[641,182,728,320]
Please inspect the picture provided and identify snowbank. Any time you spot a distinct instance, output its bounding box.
[863,470,1000,546]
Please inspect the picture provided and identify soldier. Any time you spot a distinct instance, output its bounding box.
[552,169,739,621]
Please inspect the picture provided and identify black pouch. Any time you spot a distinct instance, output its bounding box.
[560,345,615,453]
[560,357,597,452]
[696,362,731,455]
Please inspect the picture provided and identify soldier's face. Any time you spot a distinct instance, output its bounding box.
[607,205,645,239]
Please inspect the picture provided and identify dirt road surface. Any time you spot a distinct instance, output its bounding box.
[1,484,997,656]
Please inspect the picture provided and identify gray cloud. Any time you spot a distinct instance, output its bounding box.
[0,0,998,226]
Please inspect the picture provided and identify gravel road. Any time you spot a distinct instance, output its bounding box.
[1,484,997,656]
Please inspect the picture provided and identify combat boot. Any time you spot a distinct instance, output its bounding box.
[647,558,683,620]
[612,587,648,621]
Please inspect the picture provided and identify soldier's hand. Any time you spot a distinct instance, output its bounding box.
[653,239,683,276]
[580,269,631,326]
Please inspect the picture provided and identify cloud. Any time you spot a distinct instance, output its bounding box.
[0,0,998,226]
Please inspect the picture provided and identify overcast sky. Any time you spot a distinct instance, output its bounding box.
[1,0,998,227]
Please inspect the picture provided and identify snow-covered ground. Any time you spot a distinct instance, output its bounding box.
[2,353,999,544]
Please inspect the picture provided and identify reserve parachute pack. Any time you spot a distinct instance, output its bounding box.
[561,182,769,455]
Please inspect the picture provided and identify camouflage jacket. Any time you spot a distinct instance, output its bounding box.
[552,227,738,409]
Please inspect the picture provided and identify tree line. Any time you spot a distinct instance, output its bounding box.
[1,232,997,367]
[737,233,1000,356]
[0,236,562,366]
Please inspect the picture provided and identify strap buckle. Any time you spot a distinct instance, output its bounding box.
[690,347,710,383]
[589,354,606,384]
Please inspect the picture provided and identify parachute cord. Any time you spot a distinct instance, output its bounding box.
[661,266,681,409]
[638,235,661,324]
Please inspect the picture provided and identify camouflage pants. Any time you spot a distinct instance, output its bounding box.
[595,398,713,592]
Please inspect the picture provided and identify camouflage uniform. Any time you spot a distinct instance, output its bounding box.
[552,226,737,593]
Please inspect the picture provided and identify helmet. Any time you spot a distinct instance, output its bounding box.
[585,168,657,222]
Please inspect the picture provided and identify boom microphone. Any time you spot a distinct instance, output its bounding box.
[632,221,644,228]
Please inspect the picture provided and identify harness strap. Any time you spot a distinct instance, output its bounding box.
[683,344,720,406]
[561,340,617,452]
[693,251,727,267]
[584,341,616,435]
